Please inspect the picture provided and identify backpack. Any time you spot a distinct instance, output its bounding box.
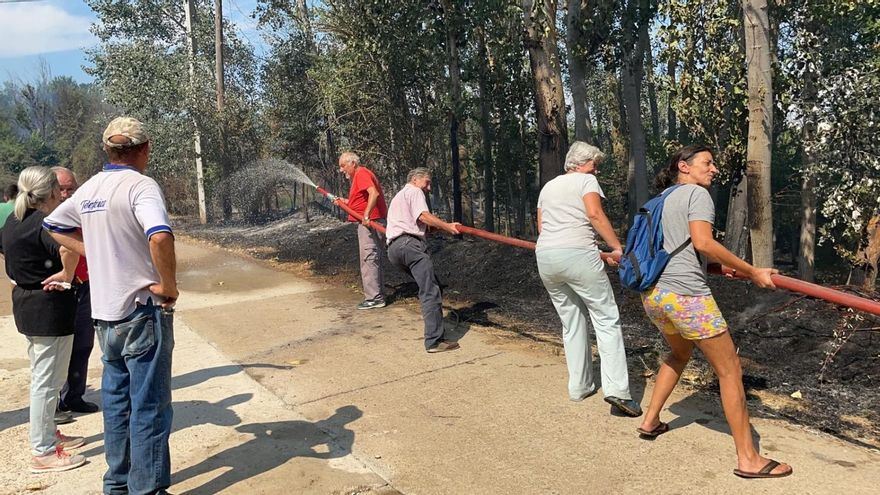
[618,185,692,292]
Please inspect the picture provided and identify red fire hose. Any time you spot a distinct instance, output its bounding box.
[316,186,880,317]
[710,266,880,317]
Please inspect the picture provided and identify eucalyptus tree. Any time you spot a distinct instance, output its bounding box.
[523,0,568,187]
[743,0,774,268]
[618,0,652,219]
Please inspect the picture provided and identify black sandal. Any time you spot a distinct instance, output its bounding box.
[636,422,669,438]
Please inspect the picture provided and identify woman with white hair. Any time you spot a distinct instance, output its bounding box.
[535,142,641,416]
[0,166,86,473]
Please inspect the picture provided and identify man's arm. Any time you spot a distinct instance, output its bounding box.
[417,211,460,235]
[362,186,380,225]
[148,232,178,308]
[48,231,85,257]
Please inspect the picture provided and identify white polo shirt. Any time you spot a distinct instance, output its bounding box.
[43,164,173,321]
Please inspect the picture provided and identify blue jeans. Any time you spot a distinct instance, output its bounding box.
[95,302,174,495]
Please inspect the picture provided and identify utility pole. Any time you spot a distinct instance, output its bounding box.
[184,0,207,224]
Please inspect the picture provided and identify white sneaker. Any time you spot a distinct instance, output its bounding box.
[55,429,85,450]
[30,446,86,473]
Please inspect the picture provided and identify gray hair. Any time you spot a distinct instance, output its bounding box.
[339,151,360,166]
[51,166,78,183]
[564,142,605,172]
[15,166,58,221]
[407,167,432,183]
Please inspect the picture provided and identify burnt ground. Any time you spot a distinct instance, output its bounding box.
[183,207,880,449]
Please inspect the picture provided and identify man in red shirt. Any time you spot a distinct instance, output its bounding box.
[335,152,388,309]
[52,167,98,414]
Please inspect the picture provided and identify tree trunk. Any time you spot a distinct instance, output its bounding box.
[565,0,595,143]
[442,0,464,223]
[523,0,569,186]
[476,28,495,232]
[642,6,660,143]
[724,168,750,258]
[797,32,818,282]
[743,0,774,268]
[849,216,880,292]
[666,56,678,142]
[184,0,207,225]
[621,0,650,220]
[608,72,628,166]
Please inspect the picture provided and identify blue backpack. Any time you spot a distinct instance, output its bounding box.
[618,185,692,291]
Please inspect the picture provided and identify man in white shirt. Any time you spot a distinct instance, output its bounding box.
[44,117,177,495]
[386,168,461,353]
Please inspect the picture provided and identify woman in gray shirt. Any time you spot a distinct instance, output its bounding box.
[536,142,641,417]
[636,146,792,479]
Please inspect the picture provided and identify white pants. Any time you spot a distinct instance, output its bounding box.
[27,335,74,455]
[537,248,632,400]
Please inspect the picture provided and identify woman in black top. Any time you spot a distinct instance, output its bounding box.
[0,166,86,473]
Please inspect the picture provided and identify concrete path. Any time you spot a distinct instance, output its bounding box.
[1,239,878,494]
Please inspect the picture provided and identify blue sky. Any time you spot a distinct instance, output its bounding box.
[0,0,264,84]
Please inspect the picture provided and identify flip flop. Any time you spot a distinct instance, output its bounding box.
[733,460,793,479]
[636,422,669,438]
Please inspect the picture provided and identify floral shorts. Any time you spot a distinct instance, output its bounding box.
[640,286,728,340]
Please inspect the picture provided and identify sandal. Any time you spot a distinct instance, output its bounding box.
[636,421,669,438]
[733,460,793,479]
[604,396,643,417]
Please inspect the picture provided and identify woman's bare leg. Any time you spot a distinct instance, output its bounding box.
[639,333,694,432]
[695,332,791,475]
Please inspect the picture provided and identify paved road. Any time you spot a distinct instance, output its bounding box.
[1,239,877,494]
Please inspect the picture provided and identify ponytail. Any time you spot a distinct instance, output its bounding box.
[14,166,58,221]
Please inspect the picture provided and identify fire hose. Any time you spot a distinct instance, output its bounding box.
[315,186,880,317]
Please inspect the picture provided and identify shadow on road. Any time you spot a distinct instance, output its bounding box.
[0,405,28,434]
[172,405,363,494]
[172,363,293,390]
[666,392,763,450]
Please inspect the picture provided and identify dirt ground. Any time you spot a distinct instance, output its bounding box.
[186,207,880,449]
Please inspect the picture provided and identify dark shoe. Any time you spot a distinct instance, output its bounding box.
[733,459,793,479]
[636,421,669,438]
[60,400,99,414]
[53,410,74,425]
[356,300,386,310]
[426,341,460,353]
[604,396,643,417]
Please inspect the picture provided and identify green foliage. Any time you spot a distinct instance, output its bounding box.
[780,0,880,262]
[657,0,747,176]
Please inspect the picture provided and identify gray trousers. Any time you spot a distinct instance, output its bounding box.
[536,248,632,401]
[387,235,445,349]
[27,334,74,455]
[61,281,94,406]
[357,222,386,302]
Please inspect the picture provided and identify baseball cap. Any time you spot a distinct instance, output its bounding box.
[103,117,150,148]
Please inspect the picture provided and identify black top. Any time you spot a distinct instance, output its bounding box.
[1,208,76,336]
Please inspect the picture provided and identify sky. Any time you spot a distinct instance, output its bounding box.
[0,0,264,85]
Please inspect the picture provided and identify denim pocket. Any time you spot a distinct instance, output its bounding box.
[120,313,155,357]
[100,310,157,361]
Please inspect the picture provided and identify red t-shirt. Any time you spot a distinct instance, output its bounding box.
[347,167,387,222]
[75,256,89,283]
[74,228,88,282]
